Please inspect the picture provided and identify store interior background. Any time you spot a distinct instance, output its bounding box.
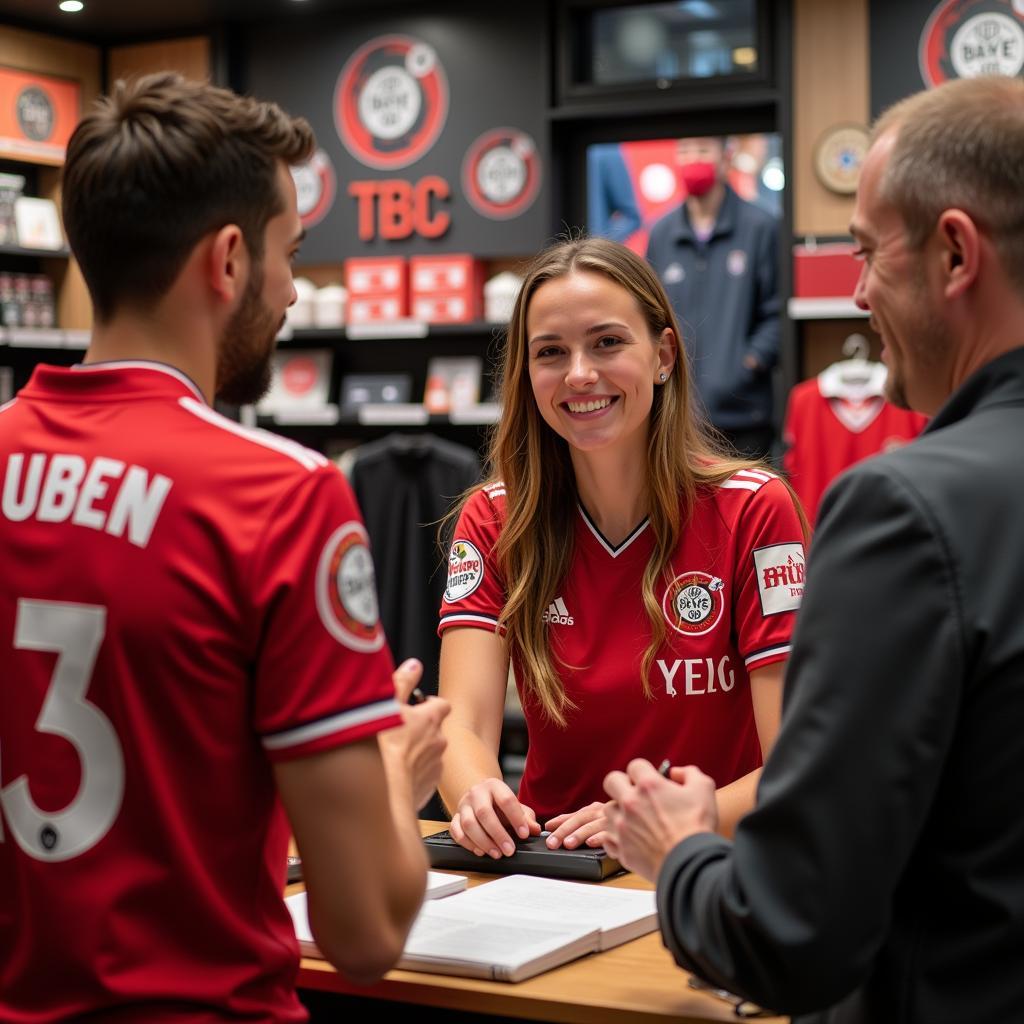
[0,0,882,379]
[1,0,927,788]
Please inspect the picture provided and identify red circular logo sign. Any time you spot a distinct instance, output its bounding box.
[290,149,336,230]
[462,127,541,220]
[919,0,1024,87]
[335,34,448,170]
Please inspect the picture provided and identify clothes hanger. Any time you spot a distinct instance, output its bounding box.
[818,334,887,399]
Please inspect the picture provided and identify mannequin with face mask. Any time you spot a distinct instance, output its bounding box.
[646,136,781,461]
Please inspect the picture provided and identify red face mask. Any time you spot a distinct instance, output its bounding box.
[679,160,718,197]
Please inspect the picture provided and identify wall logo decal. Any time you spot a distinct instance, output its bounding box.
[15,86,54,142]
[919,0,1024,87]
[335,34,449,170]
[462,127,541,220]
[290,149,336,229]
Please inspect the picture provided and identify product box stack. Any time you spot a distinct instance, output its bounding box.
[0,173,25,247]
[344,257,407,325]
[409,254,483,324]
[0,273,55,328]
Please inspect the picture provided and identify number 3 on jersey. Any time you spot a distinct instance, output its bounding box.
[1,599,123,861]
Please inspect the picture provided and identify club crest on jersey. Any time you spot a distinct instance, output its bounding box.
[316,522,385,652]
[445,539,484,601]
[662,571,725,636]
[753,542,805,616]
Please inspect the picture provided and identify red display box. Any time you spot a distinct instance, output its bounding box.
[344,257,408,323]
[344,256,407,296]
[409,254,483,323]
[793,242,862,298]
[411,293,478,324]
[347,294,408,325]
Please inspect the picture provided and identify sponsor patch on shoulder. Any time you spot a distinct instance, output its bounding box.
[316,522,385,651]
[445,539,484,602]
[753,542,805,616]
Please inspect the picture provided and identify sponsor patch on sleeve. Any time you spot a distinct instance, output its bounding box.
[444,539,484,602]
[315,522,385,651]
[753,542,805,616]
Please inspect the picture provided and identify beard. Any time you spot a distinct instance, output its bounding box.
[215,259,284,406]
[883,347,909,410]
[883,269,951,412]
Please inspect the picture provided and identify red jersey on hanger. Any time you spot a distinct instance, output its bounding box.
[783,364,928,527]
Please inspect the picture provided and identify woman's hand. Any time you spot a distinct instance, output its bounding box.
[449,778,541,858]
[543,801,612,850]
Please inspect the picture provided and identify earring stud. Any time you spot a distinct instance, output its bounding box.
[659,372,667,382]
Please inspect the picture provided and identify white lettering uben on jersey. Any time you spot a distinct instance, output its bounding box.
[1,452,172,548]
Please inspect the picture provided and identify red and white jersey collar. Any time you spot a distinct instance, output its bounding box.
[23,360,206,404]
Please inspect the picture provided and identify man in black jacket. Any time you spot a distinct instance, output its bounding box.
[603,75,1024,1024]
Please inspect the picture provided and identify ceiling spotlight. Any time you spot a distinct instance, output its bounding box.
[59,0,84,10]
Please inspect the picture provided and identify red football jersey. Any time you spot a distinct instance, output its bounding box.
[0,362,401,1023]
[783,374,928,526]
[439,471,805,820]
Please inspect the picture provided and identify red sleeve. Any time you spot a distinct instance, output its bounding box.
[249,464,400,762]
[730,475,806,672]
[438,485,507,635]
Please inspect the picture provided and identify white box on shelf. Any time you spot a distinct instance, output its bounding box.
[257,349,332,416]
[424,356,483,414]
[13,196,64,251]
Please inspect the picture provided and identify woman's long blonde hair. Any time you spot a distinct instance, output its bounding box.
[456,237,800,725]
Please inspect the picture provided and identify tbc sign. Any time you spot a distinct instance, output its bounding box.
[347,175,451,240]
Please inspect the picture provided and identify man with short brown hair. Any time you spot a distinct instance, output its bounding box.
[605,75,1024,1024]
[0,73,448,1022]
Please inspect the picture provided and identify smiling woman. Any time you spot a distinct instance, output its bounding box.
[526,269,674,469]
[436,235,809,863]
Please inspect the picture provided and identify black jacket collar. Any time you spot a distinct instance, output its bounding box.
[925,345,1024,435]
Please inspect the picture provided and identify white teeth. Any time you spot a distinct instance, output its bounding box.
[566,398,611,413]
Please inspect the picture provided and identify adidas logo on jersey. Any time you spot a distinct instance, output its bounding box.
[542,597,574,626]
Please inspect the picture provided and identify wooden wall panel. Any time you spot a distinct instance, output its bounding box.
[799,319,879,379]
[107,37,211,85]
[0,25,101,106]
[0,26,101,330]
[792,0,870,237]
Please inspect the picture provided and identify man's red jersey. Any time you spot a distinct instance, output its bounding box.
[439,470,805,820]
[0,362,401,1023]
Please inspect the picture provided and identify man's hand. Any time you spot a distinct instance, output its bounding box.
[378,659,450,811]
[603,760,718,882]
